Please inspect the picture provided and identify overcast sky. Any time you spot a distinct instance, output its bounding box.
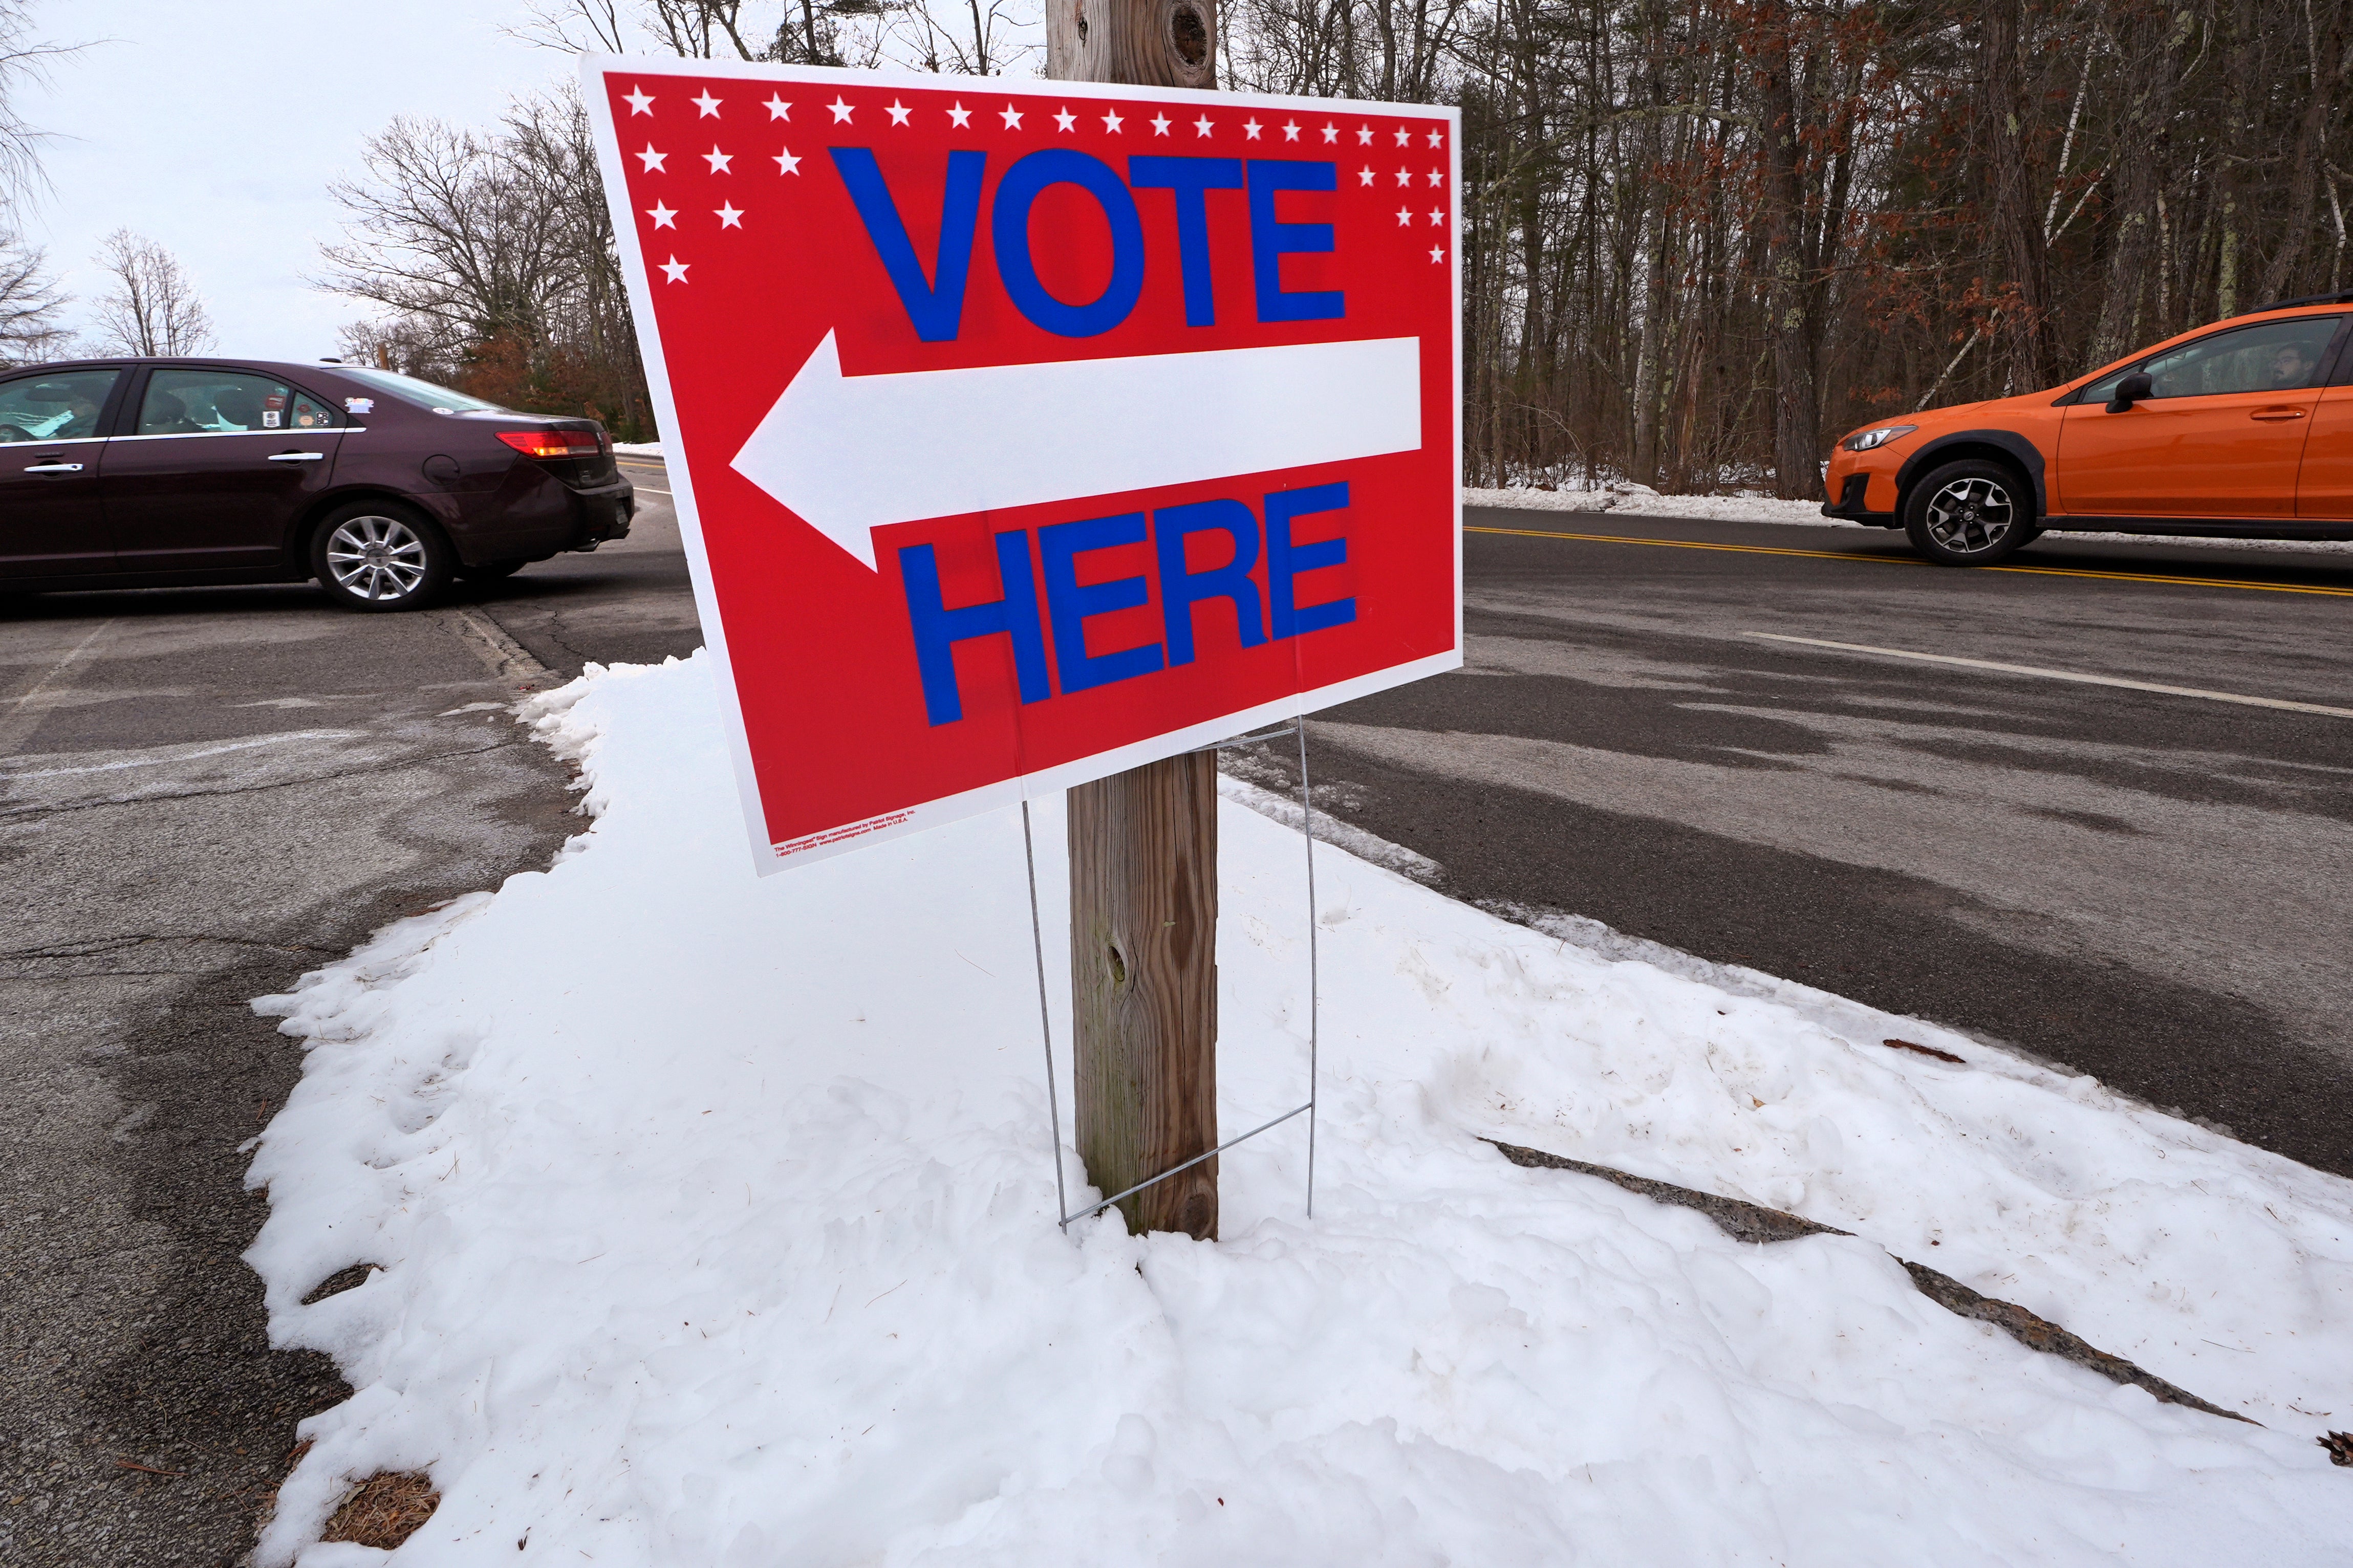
[16,1,576,360]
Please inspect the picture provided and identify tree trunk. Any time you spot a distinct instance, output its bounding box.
[1980,0,2059,389]
[1048,0,1221,1240]
[2257,0,2350,303]
[1756,9,1819,500]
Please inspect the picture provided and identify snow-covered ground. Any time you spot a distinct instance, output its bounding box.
[1468,481,2353,554]
[244,656,2353,1565]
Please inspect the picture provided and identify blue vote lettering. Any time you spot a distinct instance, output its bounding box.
[898,488,1353,726]
[1128,156,1244,326]
[1247,161,1345,323]
[831,147,987,342]
[898,532,1052,725]
[992,150,1148,338]
[834,149,1342,338]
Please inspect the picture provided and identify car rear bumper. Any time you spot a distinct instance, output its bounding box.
[566,480,634,551]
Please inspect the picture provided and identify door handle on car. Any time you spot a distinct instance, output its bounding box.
[2250,407,2308,421]
[266,450,328,462]
[23,461,83,473]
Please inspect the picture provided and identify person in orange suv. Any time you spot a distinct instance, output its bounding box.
[1823,294,2353,563]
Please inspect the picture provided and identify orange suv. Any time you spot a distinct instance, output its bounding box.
[1823,296,2353,563]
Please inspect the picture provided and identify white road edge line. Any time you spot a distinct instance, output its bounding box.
[1743,631,2353,720]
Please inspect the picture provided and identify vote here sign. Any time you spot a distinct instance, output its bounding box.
[585,58,1460,870]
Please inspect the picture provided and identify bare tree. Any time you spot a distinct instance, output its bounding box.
[87,229,212,356]
[0,231,64,365]
[508,0,1023,74]
[0,0,82,222]
[320,88,654,435]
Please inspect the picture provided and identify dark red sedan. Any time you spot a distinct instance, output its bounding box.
[0,357,635,611]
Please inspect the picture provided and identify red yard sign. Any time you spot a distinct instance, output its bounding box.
[586,58,1460,870]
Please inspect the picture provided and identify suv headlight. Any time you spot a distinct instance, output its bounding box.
[1840,423,1918,452]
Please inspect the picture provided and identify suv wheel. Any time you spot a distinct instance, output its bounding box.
[1903,459,2033,566]
[312,502,453,611]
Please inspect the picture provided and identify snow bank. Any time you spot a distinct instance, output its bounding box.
[1467,483,2353,553]
[610,441,665,458]
[1466,481,1832,527]
[245,656,2353,1564]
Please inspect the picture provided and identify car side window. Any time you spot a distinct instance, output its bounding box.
[137,369,298,435]
[288,390,341,430]
[2084,317,2343,404]
[0,368,122,442]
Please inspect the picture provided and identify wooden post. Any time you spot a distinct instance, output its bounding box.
[1068,753,1219,1237]
[1049,0,1221,1238]
[1046,0,1217,88]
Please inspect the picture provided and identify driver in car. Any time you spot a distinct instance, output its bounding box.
[2267,342,2319,389]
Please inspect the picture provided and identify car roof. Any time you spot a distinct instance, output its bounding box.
[12,355,354,376]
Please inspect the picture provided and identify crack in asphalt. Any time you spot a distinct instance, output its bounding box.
[0,935,343,961]
[0,737,529,821]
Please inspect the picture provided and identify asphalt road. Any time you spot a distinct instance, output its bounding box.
[7,464,2350,1557]
[0,459,698,1565]
[1272,510,2353,1177]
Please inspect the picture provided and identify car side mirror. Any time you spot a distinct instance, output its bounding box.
[2106,372,2153,413]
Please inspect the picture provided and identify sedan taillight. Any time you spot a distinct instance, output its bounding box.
[495,429,603,460]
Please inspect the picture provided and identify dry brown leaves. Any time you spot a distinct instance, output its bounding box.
[321,1471,441,1550]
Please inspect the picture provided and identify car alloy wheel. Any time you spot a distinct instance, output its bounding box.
[326,513,431,603]
[1923,475,2015,556]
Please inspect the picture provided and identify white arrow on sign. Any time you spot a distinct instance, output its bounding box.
[729,331,1423,570]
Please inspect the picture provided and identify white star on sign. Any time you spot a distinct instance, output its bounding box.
[1054,106,1076,132]
[828,97,855,123]
[1356,125,1373,144]
[693,90,723,117]
[717,202,744,228]
[646,202,677,228]
[1394,127,1411,145]
[888,100,912,125]
[703,145,732,173]
[1000,103,1024,128]
[1430,246,1445,263]
[1102,109,1125,132]
[1428,208,1444,225]
[1283,120,1301,141]
[636,144,667,172]
[1359,166,1375,186]
[774,146,801,175]
[1321,122,1339,143]
[1151,113,1172,136]
[661,256,689,282]
[1427,168,1444,186]
[765,94,791,120]
[1396,207,1413,226]
[624,86,654,116]
[1428,127,1444,147]
[1395,167,1412,186]
[947,101,972,127]
[1193,114,1215,136]
[1243,118,1263,139]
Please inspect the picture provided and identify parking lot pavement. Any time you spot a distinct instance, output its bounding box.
[1247,511,2353,1177]
[0,477,698,1564]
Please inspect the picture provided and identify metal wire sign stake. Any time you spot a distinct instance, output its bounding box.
[1022,722,1322,1232]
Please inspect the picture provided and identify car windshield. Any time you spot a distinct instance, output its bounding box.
[331,366,509,415]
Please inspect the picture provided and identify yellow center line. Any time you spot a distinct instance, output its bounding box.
[1464,524,2353,598]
